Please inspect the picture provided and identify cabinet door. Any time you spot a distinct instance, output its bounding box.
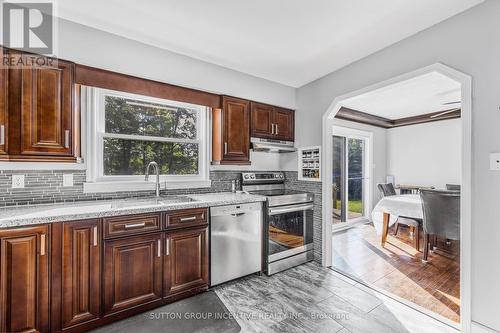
[164,227,208,297]
[0,47,7,156]
[20,56,74,157]
[222,96,250,164]
[103,233,162,315]
[0,225,50,333]
[62,220,101,329]
[250,102,274,139]
[274,108,294,141]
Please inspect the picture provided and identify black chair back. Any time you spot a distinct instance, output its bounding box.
[446,184,461,191]
[420,189,460,240]
[377,183,396,197]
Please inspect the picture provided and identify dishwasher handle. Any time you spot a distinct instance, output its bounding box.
[230,212,246,217]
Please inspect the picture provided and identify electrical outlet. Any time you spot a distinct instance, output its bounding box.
[490,153,500,170]
[63,174,74,187]
[12,175,25,188]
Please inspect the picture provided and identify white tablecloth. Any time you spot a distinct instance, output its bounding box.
[371,194,423,234]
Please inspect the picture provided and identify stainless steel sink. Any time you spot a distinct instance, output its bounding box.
[110,196,196,209]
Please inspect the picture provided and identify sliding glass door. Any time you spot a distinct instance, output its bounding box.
[332,133,368,225]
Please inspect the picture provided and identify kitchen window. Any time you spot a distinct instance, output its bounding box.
[84,88,210,192]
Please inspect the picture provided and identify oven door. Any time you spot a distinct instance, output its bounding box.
[267,202,314,262]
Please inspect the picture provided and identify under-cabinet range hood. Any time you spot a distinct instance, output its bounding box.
[251,137,297,153]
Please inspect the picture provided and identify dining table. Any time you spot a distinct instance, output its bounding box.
[371,194,423,247]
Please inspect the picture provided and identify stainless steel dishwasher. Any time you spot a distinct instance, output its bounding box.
[210,202,263,286]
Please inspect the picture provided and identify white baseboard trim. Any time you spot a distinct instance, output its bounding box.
[472,321,499,333]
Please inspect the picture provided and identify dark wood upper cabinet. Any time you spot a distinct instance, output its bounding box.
[103,233,163,315]
[250,102,274,139]
[61,220,101,329]
[273,107,294,141]
[212,96,250,165]
[0,225,50,333]
[0,47,7,156]
[250,102,294,141]
[164,227,208,297]
[20,57,74,157]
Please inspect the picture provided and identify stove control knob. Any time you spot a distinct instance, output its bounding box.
[250,174,255,179]
[279,174,284,179]
[244,174,250,179]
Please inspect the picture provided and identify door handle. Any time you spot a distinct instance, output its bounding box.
[40,234,46,256]
[179,216,196,222]
[64,130,70,148]
[124,222,146,229]
[93,226,98,246]
[0,125,4,145]
[165,238,170,256]
[157,239,161,257]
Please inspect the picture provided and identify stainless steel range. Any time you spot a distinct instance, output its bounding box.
[241,172,314,275]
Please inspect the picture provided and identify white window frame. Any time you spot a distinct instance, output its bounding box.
[84,87,211,193]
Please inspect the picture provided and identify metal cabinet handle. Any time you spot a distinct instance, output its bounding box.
[157,239,161,257]
[165,238,170,256]
[224,142,228,155]
[93,226,98,246]
[0,125,4,145]
[179,216,196,222]
[271,124,275,135]
[40,234,46,256]
[64,130,70,148]
[124,222,146,229]
[275,124,279,135]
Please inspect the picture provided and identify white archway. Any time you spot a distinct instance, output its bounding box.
[321,63,472,332]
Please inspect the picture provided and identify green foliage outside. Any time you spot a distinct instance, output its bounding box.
[103,96,199,176]
[335,200,363,214]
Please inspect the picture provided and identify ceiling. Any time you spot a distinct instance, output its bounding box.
[341,72,461,119]
[56,0,483,87]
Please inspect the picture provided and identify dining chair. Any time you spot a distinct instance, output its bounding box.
[446,184,461,191]
[377,183,421,249]
[420,189,460,262]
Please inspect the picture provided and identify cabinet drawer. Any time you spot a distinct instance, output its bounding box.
[104,213,161,238]
[165,208,208,230]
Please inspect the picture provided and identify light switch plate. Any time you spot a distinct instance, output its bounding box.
[12,175,25,188]
[490,153,500,170]
[63,174,74,187]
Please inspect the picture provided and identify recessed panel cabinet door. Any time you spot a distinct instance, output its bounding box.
[250,102,274,139]
[62,220,101,329]
[164,227,208,297]
[20,57,74,156]
[274,108,294,141]
[222,96,250,163]
[103,233,163,315]
[0,225,50,333]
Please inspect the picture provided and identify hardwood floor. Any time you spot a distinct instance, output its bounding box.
[214,262,457,333]
[332,223,460,323]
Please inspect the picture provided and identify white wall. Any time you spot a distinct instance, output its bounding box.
[295,0,500,330]
[56,19,296,171]
[387,119,461,190]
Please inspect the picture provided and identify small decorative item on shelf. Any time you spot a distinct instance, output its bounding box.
[298,145,321,182]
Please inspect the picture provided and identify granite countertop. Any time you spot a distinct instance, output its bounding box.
[0,192,266,228]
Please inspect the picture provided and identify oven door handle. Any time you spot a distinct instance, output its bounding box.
[268,203,314,215]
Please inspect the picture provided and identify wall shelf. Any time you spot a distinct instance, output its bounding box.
[298,146,321,182]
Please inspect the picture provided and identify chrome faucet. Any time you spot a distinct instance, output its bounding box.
[145,161,161,197]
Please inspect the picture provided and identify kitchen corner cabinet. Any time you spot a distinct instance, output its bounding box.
[212,96,251,165]
[3,49,79,162]
[164,227,208,297]
[61,220,101,329]
[0,225,50,333]
[250,102,294,141]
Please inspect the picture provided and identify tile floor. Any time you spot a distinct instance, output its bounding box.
[214,262,458,333]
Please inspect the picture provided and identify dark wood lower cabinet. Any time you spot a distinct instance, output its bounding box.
[61,220,101,329]
[0,225,50,333]
[164,227,209,297]
[103,233,163,315]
